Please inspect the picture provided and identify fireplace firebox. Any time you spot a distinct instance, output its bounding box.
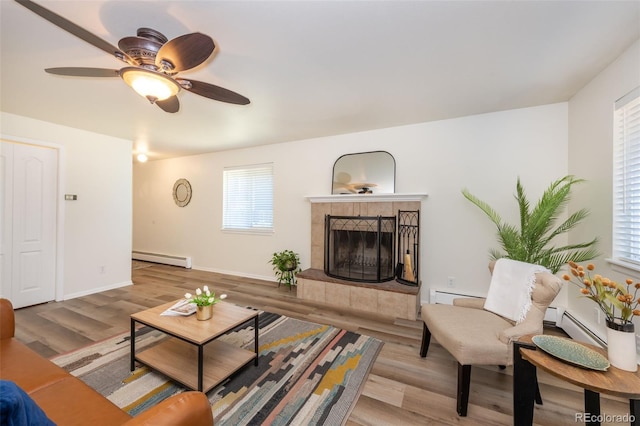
[324,215,396,282]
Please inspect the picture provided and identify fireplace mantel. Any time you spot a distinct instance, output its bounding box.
[305,193,428,203]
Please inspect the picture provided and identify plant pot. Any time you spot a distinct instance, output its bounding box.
[196,304,213,321]
[282,260,297,271]
[606,320,637,372]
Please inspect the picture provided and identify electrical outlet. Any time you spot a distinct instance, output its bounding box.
[636,335,640,354]
[447,276,455,288]
[594,307,601,324]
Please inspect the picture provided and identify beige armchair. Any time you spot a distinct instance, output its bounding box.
[419,261,562,416]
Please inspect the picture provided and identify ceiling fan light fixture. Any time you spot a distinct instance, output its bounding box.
[120,67,180,103]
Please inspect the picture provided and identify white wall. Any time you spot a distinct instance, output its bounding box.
[1,112,133,299]
[133,103,568,301]
[0,38,633,331]
[567,38,640,340]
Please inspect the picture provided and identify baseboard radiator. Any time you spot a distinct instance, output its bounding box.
[132,251,192,269]
[557,311,605,347]
[429,288,482,305]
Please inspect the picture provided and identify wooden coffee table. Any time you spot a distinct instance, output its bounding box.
[130,301,259,392]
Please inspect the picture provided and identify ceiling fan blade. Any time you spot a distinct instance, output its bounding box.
[156,96,180,113]
[15,0,134,65]
[182,79,250,105]
[45,67,120,77]
[156,33,215,73]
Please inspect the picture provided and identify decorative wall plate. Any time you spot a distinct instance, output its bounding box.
[532,335,610,371]
[173,178,192,207]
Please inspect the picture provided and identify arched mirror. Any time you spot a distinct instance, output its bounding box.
[332,151,395,194]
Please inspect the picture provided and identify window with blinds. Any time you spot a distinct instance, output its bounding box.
[223,163,274,233]
[613,87,640,266]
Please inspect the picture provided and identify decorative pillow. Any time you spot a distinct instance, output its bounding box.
[0,380,56,426]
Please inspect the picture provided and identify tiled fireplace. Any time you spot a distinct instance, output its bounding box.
[297,193,426,320]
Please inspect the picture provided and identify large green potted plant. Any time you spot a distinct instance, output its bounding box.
[462,175,599,274]
[269,250,301,289]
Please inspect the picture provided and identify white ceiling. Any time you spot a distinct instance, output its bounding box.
[1,1,639,160]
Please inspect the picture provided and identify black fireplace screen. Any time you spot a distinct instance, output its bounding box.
[324,215,396,282]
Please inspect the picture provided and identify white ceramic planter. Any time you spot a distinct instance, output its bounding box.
[606,320,638,372]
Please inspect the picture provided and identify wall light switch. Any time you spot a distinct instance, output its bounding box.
[64,194,77,201]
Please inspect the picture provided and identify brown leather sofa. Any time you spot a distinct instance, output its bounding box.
[0,298,214,426]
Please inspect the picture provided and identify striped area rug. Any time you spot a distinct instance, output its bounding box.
[51,311,383,425]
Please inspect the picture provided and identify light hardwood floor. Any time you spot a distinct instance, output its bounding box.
[13,263,630,425]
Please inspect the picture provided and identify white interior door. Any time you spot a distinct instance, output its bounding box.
[1,141,57,308]
[0,143,13,296]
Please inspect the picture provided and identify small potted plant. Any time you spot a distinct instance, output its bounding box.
[269,250,301,289]
[184,286,227,320]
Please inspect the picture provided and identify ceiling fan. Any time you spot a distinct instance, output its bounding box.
[15,0,250,113]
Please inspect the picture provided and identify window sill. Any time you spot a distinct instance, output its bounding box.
[221,228,274,236]
[606,258,640,279]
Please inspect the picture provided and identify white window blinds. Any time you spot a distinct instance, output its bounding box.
[223,163,273,232]
[613,87,640,265]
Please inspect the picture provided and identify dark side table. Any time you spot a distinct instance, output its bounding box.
[513,335,640,426]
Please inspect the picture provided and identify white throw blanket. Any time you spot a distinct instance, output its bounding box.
[483,259,549,323]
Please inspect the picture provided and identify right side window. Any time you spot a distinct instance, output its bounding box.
[613,87,640,266]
